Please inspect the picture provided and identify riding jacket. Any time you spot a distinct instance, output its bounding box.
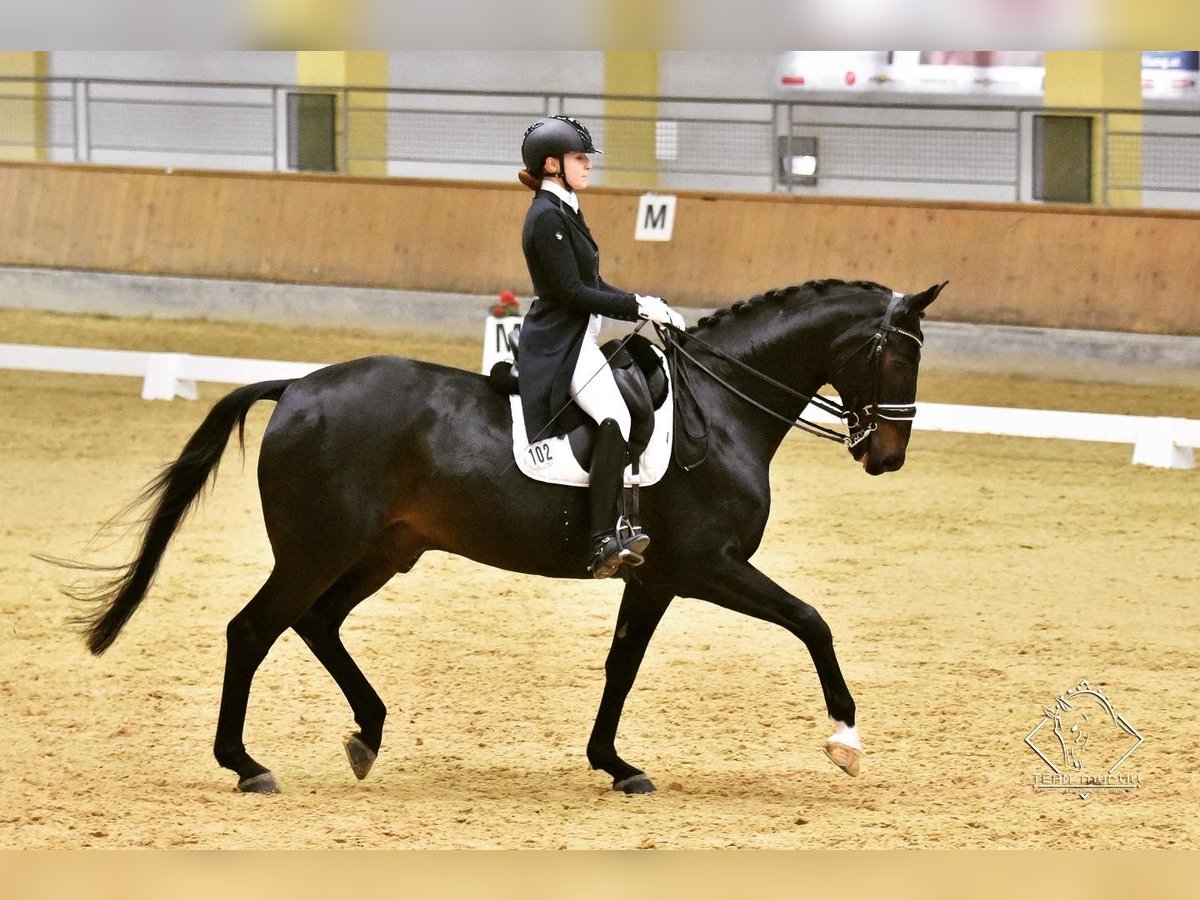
[517,188,641,440]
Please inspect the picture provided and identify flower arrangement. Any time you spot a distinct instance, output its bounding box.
[490,290,522,318]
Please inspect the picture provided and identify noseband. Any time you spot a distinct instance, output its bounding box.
[662,292,923,449]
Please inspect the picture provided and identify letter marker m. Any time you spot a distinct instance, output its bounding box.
[635,194,677,242]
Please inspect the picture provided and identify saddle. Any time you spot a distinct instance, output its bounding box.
[488,333,673,487]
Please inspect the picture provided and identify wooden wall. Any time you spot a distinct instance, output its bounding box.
[3,161,1198,335]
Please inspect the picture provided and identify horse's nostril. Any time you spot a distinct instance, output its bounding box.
[873,454,904,473]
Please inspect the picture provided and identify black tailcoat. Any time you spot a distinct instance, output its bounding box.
[517,189,640,439]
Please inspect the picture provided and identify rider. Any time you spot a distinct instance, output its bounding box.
[516,115,685,579]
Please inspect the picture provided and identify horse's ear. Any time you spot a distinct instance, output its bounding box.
[908,281,948,314]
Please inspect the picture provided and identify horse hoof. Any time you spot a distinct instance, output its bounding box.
[613,773,656,794]
[824,741,861,777]
[344,735,377,781]
[236,771,280,794]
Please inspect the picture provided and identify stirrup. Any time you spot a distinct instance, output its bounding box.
[588,526,651,579]
[614,515,647,549]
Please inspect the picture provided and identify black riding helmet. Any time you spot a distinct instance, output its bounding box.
[521,115,603,187]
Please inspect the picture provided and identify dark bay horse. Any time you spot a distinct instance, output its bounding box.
[68,278,944,795]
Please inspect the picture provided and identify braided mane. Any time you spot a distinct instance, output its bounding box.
[694,279,893,331]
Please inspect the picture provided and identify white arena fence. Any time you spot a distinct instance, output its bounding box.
[2,341,1197,471]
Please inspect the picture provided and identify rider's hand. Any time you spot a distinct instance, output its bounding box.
[637,294,685,330]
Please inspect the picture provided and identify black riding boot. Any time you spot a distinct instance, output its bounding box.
[587,419,651,578]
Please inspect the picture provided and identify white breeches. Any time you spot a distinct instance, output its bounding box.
[570,315,631,441]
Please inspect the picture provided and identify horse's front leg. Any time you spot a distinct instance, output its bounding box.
[586,581,673,794]
[689,555,861,777]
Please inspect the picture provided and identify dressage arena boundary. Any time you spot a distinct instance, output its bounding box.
[3,341,1198,470]
[0,343,323,401]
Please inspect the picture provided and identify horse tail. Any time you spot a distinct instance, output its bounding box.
[68,379,294,656]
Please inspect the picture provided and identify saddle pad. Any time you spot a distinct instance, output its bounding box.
[509,371,673,489]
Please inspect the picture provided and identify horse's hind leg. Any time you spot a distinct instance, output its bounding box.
[213,565,336,793]
[292,545,420,781]
[586,581,674,794]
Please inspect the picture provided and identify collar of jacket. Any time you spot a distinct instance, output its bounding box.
[539,179,580,213]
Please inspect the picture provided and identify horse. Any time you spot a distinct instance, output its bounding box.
[64,277,944,795]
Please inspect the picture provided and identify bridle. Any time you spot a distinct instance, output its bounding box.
[661,292,924,450]
[825,292,925,447]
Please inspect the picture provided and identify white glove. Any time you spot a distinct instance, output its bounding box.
[636,294,685,330]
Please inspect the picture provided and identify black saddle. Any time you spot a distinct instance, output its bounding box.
[488,333,669,470]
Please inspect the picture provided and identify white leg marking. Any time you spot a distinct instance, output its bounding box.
[828,720,862,751]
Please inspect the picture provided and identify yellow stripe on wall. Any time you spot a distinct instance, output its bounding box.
[604,52,659,189]
[0,52,47,162]
[296,51,389,177]
[1044,51,1142,207]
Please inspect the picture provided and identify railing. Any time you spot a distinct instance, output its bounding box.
[3,76,1200,208]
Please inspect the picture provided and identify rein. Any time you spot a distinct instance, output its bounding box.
[661,293,924,449]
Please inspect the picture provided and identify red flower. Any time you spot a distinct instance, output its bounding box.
[490,290,522,317]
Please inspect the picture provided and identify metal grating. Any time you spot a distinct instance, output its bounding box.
[0,92,75,153]
[44,96,76,150]
[3,76,1200,207]
[89,98,274,155]
[1109,131,1200,193]
[650,118,773,175]
[800,124,1016,185]
[372,109,535,165]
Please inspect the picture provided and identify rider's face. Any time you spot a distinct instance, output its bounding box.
[546,152,592,190]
